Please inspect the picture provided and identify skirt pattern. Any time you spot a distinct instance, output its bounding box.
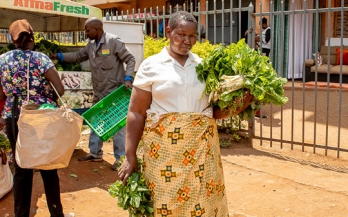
[142,112,229,217]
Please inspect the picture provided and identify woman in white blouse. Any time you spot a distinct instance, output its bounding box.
[118,11,252,216]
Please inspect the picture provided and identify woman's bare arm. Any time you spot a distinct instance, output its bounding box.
[44,67,65,97]
[118,87,152,185]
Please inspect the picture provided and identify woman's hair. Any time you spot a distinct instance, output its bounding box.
[16,32,34,49]
[262,17,268,25]
[168,11,197,30]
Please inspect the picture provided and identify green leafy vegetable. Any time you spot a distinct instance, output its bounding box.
[108,156,154,217]
[0,33,83,71]
[196,39,288,119]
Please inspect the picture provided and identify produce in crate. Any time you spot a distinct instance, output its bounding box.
[61,72,82,89]
[196,39,288,120]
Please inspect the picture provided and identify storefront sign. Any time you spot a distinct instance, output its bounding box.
[3,0,102,19]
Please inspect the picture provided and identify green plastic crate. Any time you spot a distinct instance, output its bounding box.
[82,85,131,141]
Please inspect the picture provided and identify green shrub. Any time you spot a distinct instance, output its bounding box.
[144,35,169,59]
[0,33,84,71]
[143,35,220,60]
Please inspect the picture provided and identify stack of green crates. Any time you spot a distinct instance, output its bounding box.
[82,85,131,141]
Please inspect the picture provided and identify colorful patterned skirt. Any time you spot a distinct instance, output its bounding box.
[142,112,229,216]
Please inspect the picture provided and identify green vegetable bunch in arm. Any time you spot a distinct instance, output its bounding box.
[196,39,288,120]
[108,156,155,217]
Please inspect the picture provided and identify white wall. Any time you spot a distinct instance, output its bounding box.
[325,38,348,46]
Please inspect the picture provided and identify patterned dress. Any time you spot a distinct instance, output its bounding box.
[0,49,56,119]
[143,113,229,216]
[133,48,229,216]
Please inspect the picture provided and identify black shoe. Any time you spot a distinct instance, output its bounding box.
[111,160,119,171]
[78,154,103,162]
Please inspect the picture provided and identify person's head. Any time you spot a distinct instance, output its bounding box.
[199,24,206,39]
[165,11,198,57]
[173,4,183,12]
[9,19,35,50]
[262,17,268,29]
[84,17,103,41]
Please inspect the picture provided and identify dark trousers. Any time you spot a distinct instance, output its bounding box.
[262,48,271,57]
[5,118,64,217]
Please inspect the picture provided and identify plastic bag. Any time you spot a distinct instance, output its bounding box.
[0,148,12,199]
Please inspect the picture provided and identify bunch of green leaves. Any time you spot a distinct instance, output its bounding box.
[108,156,154,217]
[196,39,288,120]
[0,133,10,152]
[0,33,83,71]
[228,40,288,106]
[34,36,83,71]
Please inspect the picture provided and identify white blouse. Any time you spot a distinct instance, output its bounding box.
[133,47,210,116]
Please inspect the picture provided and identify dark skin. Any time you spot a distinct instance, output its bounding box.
[0,33,64,113]
[0,116,4,131]
[262,23,268,30]
[117,19,254,185]
[50,17,132,89]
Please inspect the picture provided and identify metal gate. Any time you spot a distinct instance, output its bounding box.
[105,0,348,159]
[251,1,348,160]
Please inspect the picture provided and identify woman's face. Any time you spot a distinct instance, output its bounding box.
[166,20,198,56]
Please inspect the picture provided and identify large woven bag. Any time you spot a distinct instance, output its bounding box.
[15,104,83,170]
[15,54,83,170]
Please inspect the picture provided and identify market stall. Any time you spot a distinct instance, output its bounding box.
[0,1,144,111]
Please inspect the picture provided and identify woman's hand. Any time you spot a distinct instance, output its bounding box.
[118,156,138,186]
[125,81,133,89]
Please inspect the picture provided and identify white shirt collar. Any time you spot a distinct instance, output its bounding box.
[159,47,201,64]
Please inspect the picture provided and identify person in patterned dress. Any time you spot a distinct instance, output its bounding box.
[0,19,69,217]
[118,11,253,216]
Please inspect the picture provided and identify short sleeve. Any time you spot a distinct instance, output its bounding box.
[133,59,154,92]
[35,52,55,75]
